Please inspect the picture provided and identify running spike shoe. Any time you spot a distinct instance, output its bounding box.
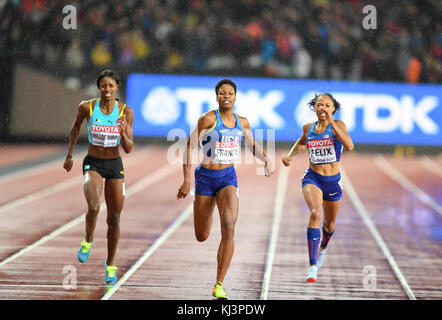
[316,248,327,269]
[104,261,118,284]
[212,282,228,300]
[77,240,93,263]
[306,265,318,283]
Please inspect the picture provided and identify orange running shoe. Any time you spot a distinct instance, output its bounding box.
[306,266,318,283]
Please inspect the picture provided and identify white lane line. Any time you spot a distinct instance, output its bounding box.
[0,214,87,268]
[421,156,442,179]
[374,155,442,216]
[0,147,151,214]
[0,155,75,184]
[0,146,147,185]
[341,166,416,300]
[101,203,193,300]
[0,163,179,267]
[0,177,80,213]
[260,165,290,300]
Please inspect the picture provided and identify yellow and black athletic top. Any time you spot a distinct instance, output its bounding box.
[87,99,126,147]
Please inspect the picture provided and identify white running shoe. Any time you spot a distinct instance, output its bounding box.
[316,248,327,269]
[306,266,318,283]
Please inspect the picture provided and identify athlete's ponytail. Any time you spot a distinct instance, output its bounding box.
[308,93,341,115]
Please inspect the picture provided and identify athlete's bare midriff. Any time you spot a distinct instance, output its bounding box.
[87,144,120,159]
[309,161,340,176]
[200,156,235,170]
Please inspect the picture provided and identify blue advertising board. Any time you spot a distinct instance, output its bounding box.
[126,74,441,145]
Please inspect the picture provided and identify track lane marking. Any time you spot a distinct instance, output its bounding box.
[421,156,442,179]
[101,203,193,300]
[260,165,290,300]
[0,146,148,184]
[0,149,85,184]
[375,155,442,216]
[341,166,416,300]
[0,147,151,214]
[0,162,178,267]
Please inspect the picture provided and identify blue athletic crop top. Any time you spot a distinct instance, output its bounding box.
[87,99,126,147]
[201,109,243,164]
[306,121,343,164]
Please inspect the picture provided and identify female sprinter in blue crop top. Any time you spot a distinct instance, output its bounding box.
[63,69,134,285]
[282,93,354,283]
[177,79,275,299]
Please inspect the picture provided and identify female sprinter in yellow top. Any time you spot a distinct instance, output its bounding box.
[63,69,134,284]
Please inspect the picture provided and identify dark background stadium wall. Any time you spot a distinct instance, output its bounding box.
[9,63,91,141]
[0,56,14,142]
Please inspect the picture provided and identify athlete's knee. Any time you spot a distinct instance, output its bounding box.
[323,220,336,233]
[194,212,213,242]
[220,220,235,239]
[86,203,100,216]
[309,208,321,224]
[106,213,120,228]
[195,229,210,242]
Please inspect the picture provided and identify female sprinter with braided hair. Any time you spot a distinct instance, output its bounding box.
[282,93,354,283]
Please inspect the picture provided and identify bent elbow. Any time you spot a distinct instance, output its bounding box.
[124,145,134,154]
[346,143,354,152]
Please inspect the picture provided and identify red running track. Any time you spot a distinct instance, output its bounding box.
[0,144,440,300]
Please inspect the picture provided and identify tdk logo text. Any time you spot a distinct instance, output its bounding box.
[141,87,285,129]
[128,74,441,145]
[143,87,438,135]
[295,91,438,135]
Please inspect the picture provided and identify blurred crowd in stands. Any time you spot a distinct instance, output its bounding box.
[0,0,440,84]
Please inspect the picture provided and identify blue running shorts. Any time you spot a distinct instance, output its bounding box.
[301,167,342,201]
[195,164,237,196]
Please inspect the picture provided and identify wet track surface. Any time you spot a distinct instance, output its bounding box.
[0,144,440,300]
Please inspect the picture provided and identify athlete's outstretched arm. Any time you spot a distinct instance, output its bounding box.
[281,123,310,167]
[181,125,199,186]
[63,102,89,172]
[177,112,214,199]
[240,117,275,177]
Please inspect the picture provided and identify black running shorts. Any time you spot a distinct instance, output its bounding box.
[82,155,124,179]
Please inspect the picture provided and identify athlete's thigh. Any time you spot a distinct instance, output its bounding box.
[194,194,216,231]
[83,170,104,205]
[104,178,125,213]
[215,185,239,225]
[302,183,323,213]
[322,199,340,225]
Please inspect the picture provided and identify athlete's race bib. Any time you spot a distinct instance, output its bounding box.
[214,139,240,164]
[307,138,337,164]
[90,124,120,147]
